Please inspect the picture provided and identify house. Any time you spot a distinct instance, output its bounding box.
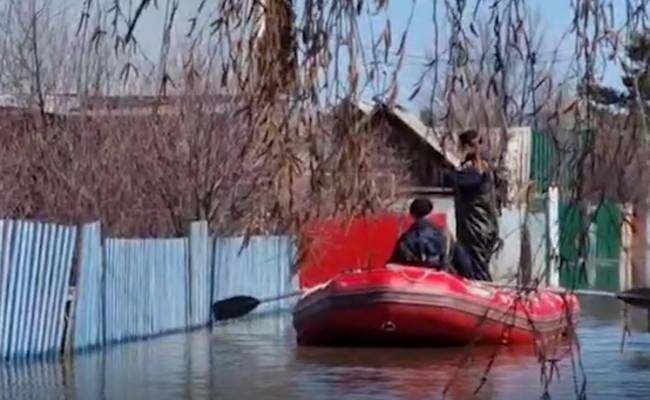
[343,100,565,284]
[336,100,460,231]
[345,100,534,235]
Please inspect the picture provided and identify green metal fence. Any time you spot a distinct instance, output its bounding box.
[530,129,621,291]
[593,202,621,291]
[557,202,621,291]
[530,129,580,193]
[530,129,556,193]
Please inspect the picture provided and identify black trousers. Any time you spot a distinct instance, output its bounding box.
[451,243,493,281]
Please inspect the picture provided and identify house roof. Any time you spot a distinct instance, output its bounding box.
[0,93,233,116]
[354,100,462,168]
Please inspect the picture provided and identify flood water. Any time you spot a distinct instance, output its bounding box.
[2,295,650,400]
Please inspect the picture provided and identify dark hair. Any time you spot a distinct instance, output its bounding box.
[409,197,433,219]
[459,129,480,146]
[464,152,477,162]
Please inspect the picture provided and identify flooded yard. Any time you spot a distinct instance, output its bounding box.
[2,295,650,399]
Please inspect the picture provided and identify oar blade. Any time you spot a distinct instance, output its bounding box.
[617,288,650,309]
[212,295,261,321]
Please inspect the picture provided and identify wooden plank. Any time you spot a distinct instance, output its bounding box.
[396,186,454,196]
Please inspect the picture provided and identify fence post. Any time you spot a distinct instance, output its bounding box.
[646,210,650,288]
[100,223,107,347]
[546,186,560,287]
[62,223,83,357]
[188,221,210,328]
[631,203,647,288]
[518,201,532,286]
[620,203,634,291]
[186,225,193,328]
[209,236,217,328]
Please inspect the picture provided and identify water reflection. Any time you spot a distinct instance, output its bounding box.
[1,297,650,399]
[295,346,514,399]
[0,359,75,400]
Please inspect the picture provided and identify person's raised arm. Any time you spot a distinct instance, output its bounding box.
[445,166,485,191]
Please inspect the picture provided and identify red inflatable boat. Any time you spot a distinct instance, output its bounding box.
[294,265,579,346]
[294,213,580,347]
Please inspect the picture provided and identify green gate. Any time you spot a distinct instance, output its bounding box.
[558,202,621,291]
[530,129,556,193]
[593,202,621,291]
[558,203,587,289]
[530,129,576,193]
[530,130,621,291]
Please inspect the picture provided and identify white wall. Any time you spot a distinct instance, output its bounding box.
[489,208,548,284]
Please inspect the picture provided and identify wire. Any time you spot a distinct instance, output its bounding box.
[359,46,579,65]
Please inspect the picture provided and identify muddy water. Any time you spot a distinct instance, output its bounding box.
[2,295,650,399]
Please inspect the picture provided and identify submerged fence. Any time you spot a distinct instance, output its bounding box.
[0,219,297,361]
[213,236,296,314]
[72,223,103,351]
[0,221,77,360]
[103,237,190,344]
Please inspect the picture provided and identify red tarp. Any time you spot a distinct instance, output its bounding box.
[298,212,448,289]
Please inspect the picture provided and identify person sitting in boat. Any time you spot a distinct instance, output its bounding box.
[388,197,476,279]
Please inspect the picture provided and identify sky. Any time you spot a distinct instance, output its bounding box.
[7,0,630,110]
[348,0,628,109]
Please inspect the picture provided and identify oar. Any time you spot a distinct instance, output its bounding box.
[211,291,302,321]
[483,282,617,298]
[554,287,650,310]
[486,282,650,309]
[616,288,650,309]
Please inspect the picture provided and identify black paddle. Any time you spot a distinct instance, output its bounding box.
[616,288,650,309]
[487,283,650,309]
[549,287,650,309]
[211,291,302,321]
[489,284,650,310]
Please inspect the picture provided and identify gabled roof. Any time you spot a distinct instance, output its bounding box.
[354,100,462,168]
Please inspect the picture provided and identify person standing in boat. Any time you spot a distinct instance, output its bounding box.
[388,197,476,279]
[444,129,503,282]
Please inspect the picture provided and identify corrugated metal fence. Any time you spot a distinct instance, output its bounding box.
[0,219,296,361]
[558,202,622,291]
[103,237,189,344]
[72,221,295,353]
[72,223,103,350]
[187,222,211,327]
[0,220,77,360]
[213,236,297,314]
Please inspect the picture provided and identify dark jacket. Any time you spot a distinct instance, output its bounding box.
[388,217,490,280]
[388,218,452,269]
[444,161,501,280]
